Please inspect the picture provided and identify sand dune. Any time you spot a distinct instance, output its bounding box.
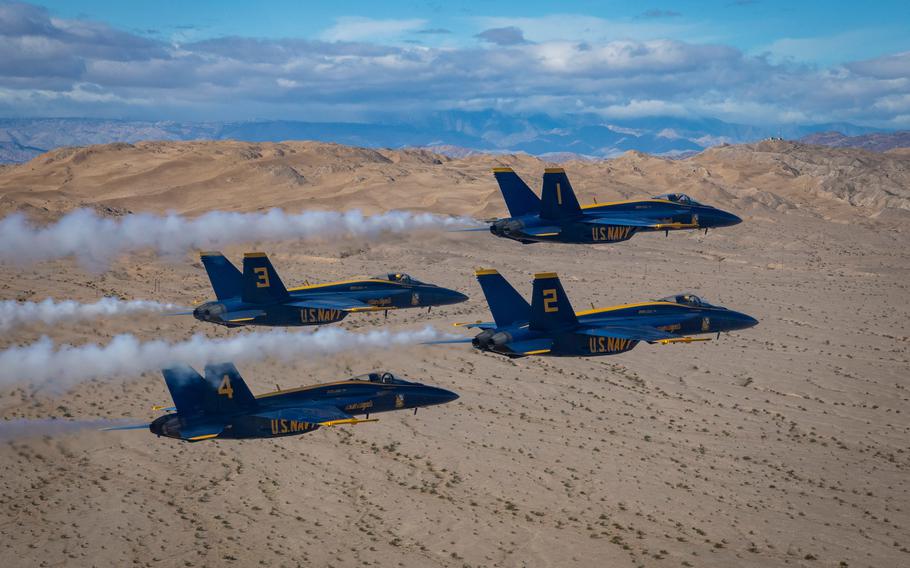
[0,141,908,567]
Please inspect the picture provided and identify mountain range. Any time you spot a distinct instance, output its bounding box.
[0,112,901,164]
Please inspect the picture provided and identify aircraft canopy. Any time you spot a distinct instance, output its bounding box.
[660,293,714,307]
[653,193,702,205]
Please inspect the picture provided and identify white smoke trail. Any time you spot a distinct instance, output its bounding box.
[0,326,453,390]
[0,208,481,269]
[0,419,135,442]
[0,297,182,332]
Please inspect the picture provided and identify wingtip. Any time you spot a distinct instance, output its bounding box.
[533,271,559,279]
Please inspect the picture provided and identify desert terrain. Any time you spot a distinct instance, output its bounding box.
[0,140,909,568]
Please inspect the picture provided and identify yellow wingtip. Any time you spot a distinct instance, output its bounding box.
[533,272,558,279]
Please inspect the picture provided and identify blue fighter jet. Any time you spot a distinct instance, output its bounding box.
[190,251,468,327]
[105,363,458,442]
[475,167,741,244]
[432,269,757,358]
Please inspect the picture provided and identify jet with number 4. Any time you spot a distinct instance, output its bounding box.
[104,363,459,442]
[428,269,757,358]
[471,167,741,244]
[186,251,468,327]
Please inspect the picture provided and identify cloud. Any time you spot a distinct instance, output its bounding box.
[475,26,528,46]
[0,3,907,127]
[320,17,427,42]
[415,28,452,35]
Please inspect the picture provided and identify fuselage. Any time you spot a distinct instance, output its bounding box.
[150,374,458,440]
[491,198,742,244]
[473,299,758,357]
[194,278,468,327]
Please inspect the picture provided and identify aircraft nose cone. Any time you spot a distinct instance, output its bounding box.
[433,387,459,404]
[733,312,758,329]
[718,210,742,227]
[452,291,469,304]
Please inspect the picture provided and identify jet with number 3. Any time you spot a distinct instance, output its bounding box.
[185,251,468,327]
[428,269,757,358]
[469,167,741,244]
[104,363,459,442]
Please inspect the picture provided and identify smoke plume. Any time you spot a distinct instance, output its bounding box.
[0,419,135,442]
[0,208,480,268]
[0,298,182,332]
[0,326,451,390]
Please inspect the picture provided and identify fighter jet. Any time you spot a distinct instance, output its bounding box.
[105,363,459,442]
[430,269,757,358]
[189,251,468,327]
[473,167,741,244]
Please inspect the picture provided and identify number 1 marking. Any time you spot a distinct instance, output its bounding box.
[556,183,563,205]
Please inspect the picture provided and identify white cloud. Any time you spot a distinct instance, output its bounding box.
[320,17,427,42]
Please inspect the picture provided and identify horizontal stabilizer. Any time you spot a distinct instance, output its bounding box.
[220,309,266,323]
[504,338,553,355]
[452,321,496,329]
[181,422,224,442]
[524,226,562,237]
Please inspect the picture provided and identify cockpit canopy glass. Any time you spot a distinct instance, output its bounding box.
[660,293,716,308]
[374,273,422,285]
[355,372,399,384]
[653,193,702,206]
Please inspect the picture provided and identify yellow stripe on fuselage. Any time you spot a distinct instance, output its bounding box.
[580,198,675,210]
[287,278,402,292]
[255,379,401,399]
[575,300,725,317]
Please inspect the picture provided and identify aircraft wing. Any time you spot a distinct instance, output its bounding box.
[220,309,267,323]
[504,338,554,355]
[288,296,393,313]
[580,326,679,342]
[587,216,698,229]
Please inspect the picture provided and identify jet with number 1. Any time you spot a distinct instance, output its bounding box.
[428,269,757,358]
[475,167,742,244]
[104,363,458,442]
[187,251,468,327]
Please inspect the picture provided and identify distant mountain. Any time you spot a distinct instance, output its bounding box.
[798,130,910,152]
[0,114,891,164]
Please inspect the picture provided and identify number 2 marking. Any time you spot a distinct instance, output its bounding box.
[218,375,234,399]
[543,289,558,312]
[254,267,270,288]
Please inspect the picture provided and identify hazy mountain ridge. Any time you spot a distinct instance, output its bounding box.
[0,114,889,165]
[799,130,910,152]
[1,139,907,224]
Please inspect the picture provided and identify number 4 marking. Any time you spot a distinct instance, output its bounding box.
[218,374,234,399]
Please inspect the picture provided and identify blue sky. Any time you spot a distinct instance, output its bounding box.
[1,1,908,126]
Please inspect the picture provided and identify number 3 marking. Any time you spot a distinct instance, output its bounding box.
[218,375,234,399]
[254,267,270,288]
[543,289,558,312]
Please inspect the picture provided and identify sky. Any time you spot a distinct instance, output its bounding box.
[1,0,908,126]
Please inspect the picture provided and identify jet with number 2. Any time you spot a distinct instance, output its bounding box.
[428,269,757,358]
[187,251,468,327]
[104,363,458,442]
[474,167,741,244]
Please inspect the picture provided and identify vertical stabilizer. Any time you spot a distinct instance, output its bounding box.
[529,272,578,331]
[241,252,290,304]
[492,168,541,217]
[540,168,582,220]
[474,268,531,327]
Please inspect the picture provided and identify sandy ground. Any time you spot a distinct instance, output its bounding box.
[0,141,909,568]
